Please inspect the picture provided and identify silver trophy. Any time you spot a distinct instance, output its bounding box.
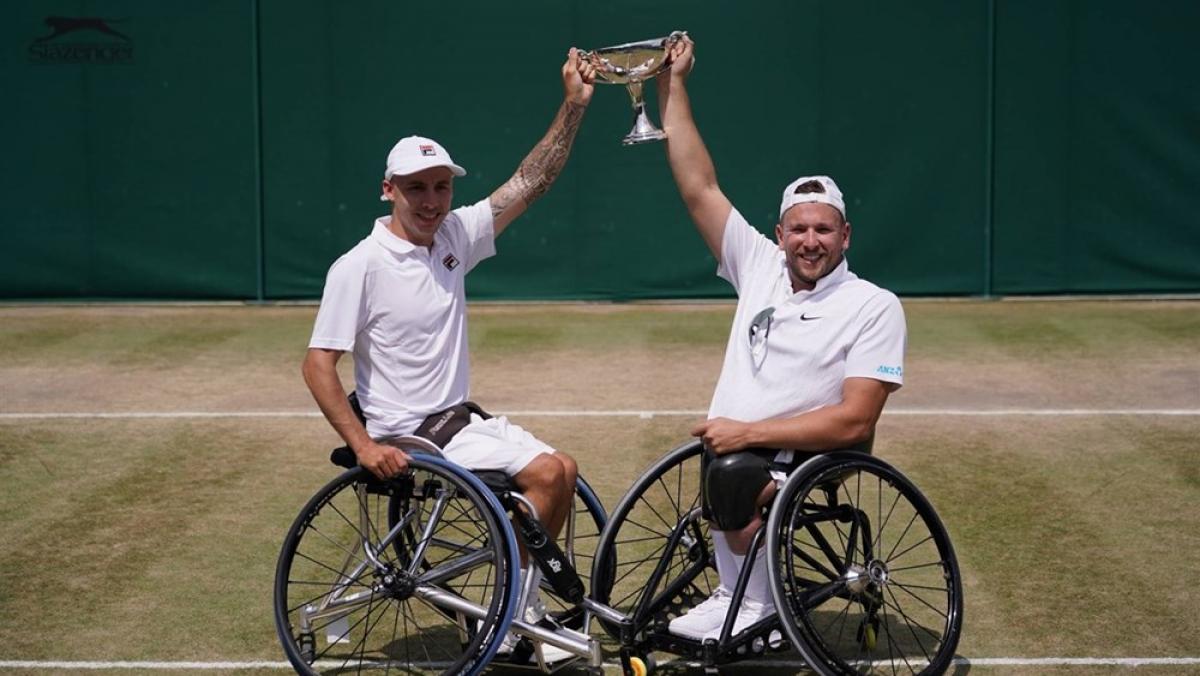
[582,31,686,145]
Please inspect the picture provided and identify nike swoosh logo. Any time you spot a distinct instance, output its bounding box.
[800,313,821,321]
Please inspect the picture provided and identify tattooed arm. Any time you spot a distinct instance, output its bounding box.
[489,48,595,237]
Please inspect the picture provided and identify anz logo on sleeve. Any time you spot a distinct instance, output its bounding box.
[875,365,903,377]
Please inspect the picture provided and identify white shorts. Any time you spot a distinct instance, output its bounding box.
[440,413,556,476]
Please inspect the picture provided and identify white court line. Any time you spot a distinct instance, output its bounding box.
[2,657,1200,670]
[1,408,1198,420]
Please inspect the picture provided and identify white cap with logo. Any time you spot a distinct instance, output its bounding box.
[380,136,467,201]
[779,175,846,220]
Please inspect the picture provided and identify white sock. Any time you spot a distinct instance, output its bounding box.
[517,567,530,608]
[527,566,543,600]
[731,552,747,592]
[744,546,773,606]
[710,530,738,593]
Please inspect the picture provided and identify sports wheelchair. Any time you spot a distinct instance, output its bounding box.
[275,434,963,675]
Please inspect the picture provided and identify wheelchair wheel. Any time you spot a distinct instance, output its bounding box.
[765,452,963,675]
[274,456,520,676]
[591,440,715,638]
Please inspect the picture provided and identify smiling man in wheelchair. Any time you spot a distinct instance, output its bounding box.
[299,50,596,665]
[657,36,907,643]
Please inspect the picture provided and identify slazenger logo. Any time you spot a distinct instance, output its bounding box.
[28,16,134,64]
[876,365,903,377]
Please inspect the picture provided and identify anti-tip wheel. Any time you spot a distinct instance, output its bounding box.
[857,617,879,651]
[628,654,656,676]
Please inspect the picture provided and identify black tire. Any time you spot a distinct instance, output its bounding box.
[766,452,963,675]
[590,440,716,638]
[274,456,519,676]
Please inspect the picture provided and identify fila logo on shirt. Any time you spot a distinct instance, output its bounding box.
[420,144,436,156]
[442,254,459,270]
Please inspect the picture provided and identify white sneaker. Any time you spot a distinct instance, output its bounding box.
[493,594,576,664]
[495,630,576,664]
[668,587,733,639]
[703,596,775,640]
[525,594,548,624]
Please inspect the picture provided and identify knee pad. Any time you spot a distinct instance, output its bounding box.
[703,452,772,531]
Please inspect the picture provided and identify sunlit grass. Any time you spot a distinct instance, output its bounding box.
[0,300,1197,671]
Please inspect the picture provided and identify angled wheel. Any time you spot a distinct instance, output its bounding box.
[590,440,716,637]
[766,452,963,675]
[274,455,520,676]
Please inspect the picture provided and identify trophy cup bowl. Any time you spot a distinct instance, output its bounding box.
[581,30,686,145]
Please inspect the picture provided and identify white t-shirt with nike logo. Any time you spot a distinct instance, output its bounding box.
[708,207,906,424]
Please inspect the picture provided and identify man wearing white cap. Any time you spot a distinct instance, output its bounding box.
[302,49,596,661]
[655,36,907,641]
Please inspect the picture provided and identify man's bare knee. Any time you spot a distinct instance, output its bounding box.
[556,452,578,491]
[757,480,777,508]
[515,453,565,494]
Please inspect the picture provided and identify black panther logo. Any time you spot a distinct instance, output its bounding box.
[34,16,131,43]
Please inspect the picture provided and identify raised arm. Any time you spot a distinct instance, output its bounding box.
[657,35,733,261]
[488,48,595,236]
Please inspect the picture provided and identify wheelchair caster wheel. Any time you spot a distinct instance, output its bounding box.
[297,632,315,664]
[627,654,655,676]
[856,616,879,651]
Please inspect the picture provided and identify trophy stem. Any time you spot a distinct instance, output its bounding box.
[622,82,666,145]
[625,81,645,107]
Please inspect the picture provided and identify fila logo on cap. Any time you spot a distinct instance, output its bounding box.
[420,144,436,156]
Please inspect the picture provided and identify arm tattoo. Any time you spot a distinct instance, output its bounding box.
[491,100,587,219]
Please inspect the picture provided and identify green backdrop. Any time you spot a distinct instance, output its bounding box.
[3,0,1197,300]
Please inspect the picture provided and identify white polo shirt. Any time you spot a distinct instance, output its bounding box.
[309,199,495,438]
[708,207,906,424]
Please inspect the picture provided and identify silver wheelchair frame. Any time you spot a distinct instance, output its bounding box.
[274,436,963,675]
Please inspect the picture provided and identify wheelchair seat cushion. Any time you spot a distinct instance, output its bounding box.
[473,470,518,494]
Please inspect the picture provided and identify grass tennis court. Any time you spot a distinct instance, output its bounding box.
[1,300,1198,674]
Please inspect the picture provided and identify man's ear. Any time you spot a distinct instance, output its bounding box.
[381,178,396,202]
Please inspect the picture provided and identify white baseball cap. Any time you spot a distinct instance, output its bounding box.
[380,136,466,201]
[779,175,846,220]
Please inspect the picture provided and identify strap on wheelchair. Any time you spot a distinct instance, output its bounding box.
[511,506,585,604]
[412,401,492,449]
[329,396,492,469]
